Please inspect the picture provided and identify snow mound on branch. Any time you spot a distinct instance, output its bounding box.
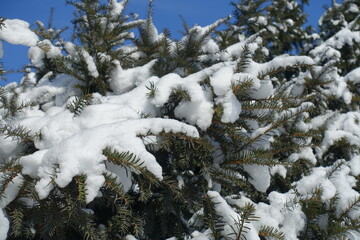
[0,19,38,46]
[20,115,198,203]
[28,40,62,69]
[110,0,126,17]
[294,161,360,220]
[151,64,228,130]
[319,112,360,156]
[207,191,241,237]
[0,209,9,240]
[19,74,82,108]
[110,60,156,94]
[225,191,305,240]
[345,67,360,83]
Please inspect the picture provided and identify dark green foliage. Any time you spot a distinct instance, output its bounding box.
[0,87,34,119]
[203,195,225,240]
[258,226,285,240]
[232,0,311,56]
[35,0,145,94]
[1,0,360,240]
[229,203,259,240]
[298,188,360,240]
[322,138,359,166]
[317,0,360,74]
[66,94,93,115]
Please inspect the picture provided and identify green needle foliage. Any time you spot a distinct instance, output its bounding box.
[0,1,360,240]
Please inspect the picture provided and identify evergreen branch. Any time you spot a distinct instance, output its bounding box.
[0,88,35,119]
[211,168,247,190]
[236,45,253,72]
[258,60,313,80]
[103,147,158,184]
[0,159,22,197]
[203,194,225,240]
[326,160,346,179]
[146,81,157,98]
[228,202,259,240]
[74,174,87,204]
[238,103,313,152]
[231,76,254,100]
[337,196,360,221]
[0,124,35,143]
[103,173,131,204]
[9,208,24,237]
[258,226,285,240]
[79,216,101,240]
[223,149,280,167]
[0,17,6,29]
[66,94,93,115]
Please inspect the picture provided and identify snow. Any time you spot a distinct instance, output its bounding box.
[243,165,271,192]
[349,155,360,176]
[288,147,317,165]
[18,74,82,107]
[0,19,38,46]
[110,60,156,94]
[295,166,337,201]
[28,40,62,69]
[110,0,126,17]
[311,28,360,63]
[23,117,199,203]
[0,209,9,240]
[270,165,287,178]
[207,191,240,237]
[345,67,360,83]
[151,64,227,130]
[349,3,359,13]
[28,45,45,69]
[294,160,360,220]
[319,112,360,156]
[255,55,314,78]
[210,66,234,96]
[216,91,242,123]
[1,2,360,239]
[82,49,99,78]
[226,191,305,240]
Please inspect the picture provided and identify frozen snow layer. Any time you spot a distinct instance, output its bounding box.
[0,19,38,46]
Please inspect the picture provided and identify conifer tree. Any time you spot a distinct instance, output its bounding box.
[0,1,359,240]
[316,0,360,74]
[232,0,311,56]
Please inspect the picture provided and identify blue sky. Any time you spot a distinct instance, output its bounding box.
[1,0,333,83]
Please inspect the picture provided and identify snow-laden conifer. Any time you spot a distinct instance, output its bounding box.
[0,0,359,240]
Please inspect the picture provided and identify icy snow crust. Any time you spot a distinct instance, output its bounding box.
[1,6,360,239]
